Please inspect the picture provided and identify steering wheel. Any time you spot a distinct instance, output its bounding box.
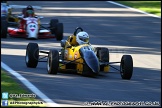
[73,27,83,36]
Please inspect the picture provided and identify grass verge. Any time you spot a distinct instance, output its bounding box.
[1,69,46,107]
[116,1,161,17]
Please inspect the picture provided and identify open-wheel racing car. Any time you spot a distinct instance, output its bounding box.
[1,4,63,40]
[25,27,133,80]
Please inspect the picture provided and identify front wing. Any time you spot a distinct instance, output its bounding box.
[8,27,56,39]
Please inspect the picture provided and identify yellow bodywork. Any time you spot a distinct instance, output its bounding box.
[59,35,109,74]
[103,65,109,72]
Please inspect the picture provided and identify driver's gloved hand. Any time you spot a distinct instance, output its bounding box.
[18,14,24,19]
[34,16,38,18]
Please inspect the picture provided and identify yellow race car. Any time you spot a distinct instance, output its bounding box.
[25,27,133,79]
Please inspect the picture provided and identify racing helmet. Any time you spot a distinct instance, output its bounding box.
[26,5,33,10]
[76,31,89,45]
[26,5,34,15]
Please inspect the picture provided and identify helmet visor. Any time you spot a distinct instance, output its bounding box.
[79,36,89,42]
[27,10,33,14]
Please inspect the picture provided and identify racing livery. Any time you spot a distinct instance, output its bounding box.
[25,27,133,79]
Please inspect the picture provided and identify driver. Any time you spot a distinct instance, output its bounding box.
[23,5,35,17]
[19,5,36,29]
[76,31,89,45]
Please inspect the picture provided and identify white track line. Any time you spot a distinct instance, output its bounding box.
[1,62,60,107]
[107,1,161,18]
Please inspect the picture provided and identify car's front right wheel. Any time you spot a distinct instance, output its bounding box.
[25,43,39,68]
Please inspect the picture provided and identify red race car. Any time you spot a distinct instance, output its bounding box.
[7,5,63,40]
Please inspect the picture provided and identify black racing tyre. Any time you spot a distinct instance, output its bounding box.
[120,55,133,80]
[50,19,59,34]
[25,43,39,68]
[55,23,63,41]
[95,47,109,71]
[1,19,8,38]
[47,49,59,74]
[96,47,109,62]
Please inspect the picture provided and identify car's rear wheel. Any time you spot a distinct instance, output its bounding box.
[47,49,59,74]
[55,23,63,41]
[95,47,109,72]
[120,55,133,80]
[25,43,39,68]
[50,19,59,34]
[96,47,109,62]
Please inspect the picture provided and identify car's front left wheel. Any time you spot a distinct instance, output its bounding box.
[47,49,59,74]
[120,55,133,80]
[1,16,8,38]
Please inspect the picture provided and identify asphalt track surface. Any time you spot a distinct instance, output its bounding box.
[1,1,161,107]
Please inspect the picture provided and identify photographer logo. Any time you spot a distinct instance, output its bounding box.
[2,92,8,99]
